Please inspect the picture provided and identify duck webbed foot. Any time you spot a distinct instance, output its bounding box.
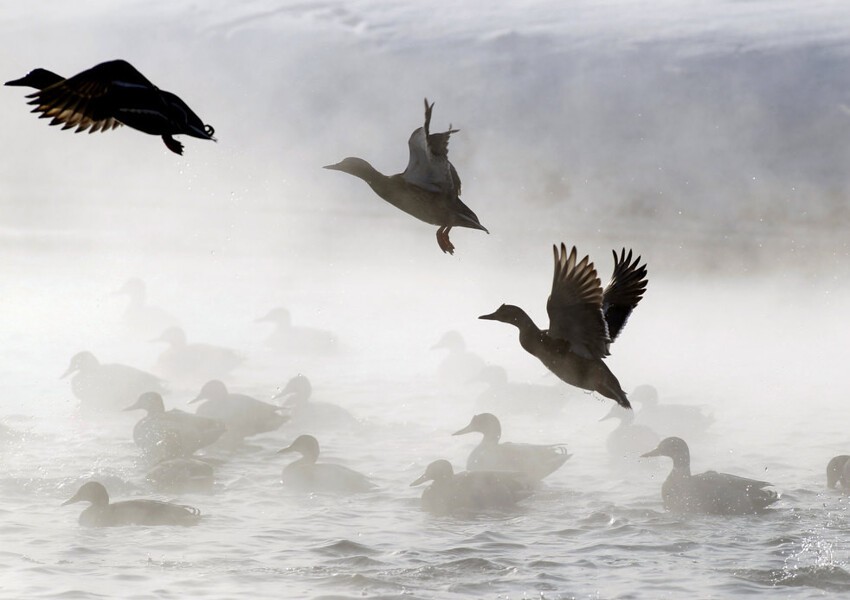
[162,135,184,155]
[436,226,455,255]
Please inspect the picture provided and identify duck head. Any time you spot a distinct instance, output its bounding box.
[410,459,454,486]
[278,434,320,463]
[273,374,312,406]
[5,68,63,89]
[151,326,186,347]
[431,330,465,352]
[631,384,659,408]
[61,351,99,379]
[478,304,527,327]
[113,278,146,301]
[641,436,691,468]
[190,380,229,404]
[827,455,850,489]
[453,413,502,442]
[62,481,109,507]
[124,391,166,414]
[323,157,380,181]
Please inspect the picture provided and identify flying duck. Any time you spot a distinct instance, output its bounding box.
[324,98,487,254]
[124,391,225,461]
[479,244,647,408]
[278,434,375,494]
[61,351,167,415]
[6,60,215,155]
[62,481,201,526]
[453,413,570,481]
[642,437,779,515]
[410,459,532,515]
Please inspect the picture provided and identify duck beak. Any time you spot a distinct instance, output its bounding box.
[61,492,81,506]
[452,423,475,436]
[277,445,295,455]
[60,365,75,379]
[478,311,499,321]
[323,162,343,171]
[188,395,204,405]
[410,474,429,487]
[122,401,141,412]
[641,447,662,458]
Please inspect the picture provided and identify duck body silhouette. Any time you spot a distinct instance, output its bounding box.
[411,459,532,515]
[114,278,180,338]
[146,458,215,493]
[274,375,357,431]
[325,99,487,255]
[62,481,201,527]
[191,380,286,442]
[278,435,374,494]
[6,60,214,155]
[642,437,778,515]
[152,327,243,387]
[601,404,660,464]
[256,308,339,355]
[480,244,647,408]
[632,385,714,439]
[453,413,569,481]
[473,365,568,416]
[124,392,225,461]
[62,351,166,414]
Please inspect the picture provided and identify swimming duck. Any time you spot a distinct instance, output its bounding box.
[146,457,215,493]
[255,308,339,355]
[62,351,167,414]
[410,459,533,515]
[5,60,215,155]
[431,330,486,385]
[480,244,647,408]
[62,481,201,527]
[473,365,569,417]
[278,434,375,494]
[124,392,225,461]
[113,278,180,338]
[601,404,660,464]
[632,384,714,439]
[152,327,243,387]
[453,413,570,481]
[324,98,487,254]
[273,375,357,430]
[642,437,779,515]
[190,380,287,442]
[826,455,850,490]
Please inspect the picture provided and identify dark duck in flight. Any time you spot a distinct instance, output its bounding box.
[324,98,487,254]
[480,244,647,408]
[5,60,215,155]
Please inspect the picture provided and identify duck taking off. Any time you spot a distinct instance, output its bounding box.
[642,437,779,515]
[324,98,487,254]
[5,60,215,155]
[480,244,647,408]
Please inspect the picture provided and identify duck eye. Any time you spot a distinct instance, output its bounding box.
[204,124,215,136]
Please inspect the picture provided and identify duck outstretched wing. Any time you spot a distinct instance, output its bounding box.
[601,249,647,343]
[25,60,157,133]
[402,98,460,195]
[545,244,610,359]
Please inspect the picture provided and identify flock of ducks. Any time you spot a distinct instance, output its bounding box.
[4,60,840,526]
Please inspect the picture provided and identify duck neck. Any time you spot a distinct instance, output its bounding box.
[509,311,545,355]
[670,453,691,476]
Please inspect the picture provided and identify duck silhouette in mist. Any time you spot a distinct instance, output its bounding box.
[631,384,714,440]
[61,351,167,415]
[146,457,216,493]
[410,459,533,515]
[113,278,180,338]
[5,60,215,155]
[480,244,647,408]
[601,404,660,465]
[273,375,358,431]
[255,307,339,355]
[190,380,287,444]
[827,455,850,492]
[152,327,243,387]
[431,330,485,385]
[124,391,225,462]
[325,98,487,254]
[642,437,779,515]
[278,434,375,494]
[62,481,201,527]
[472,365,569,417]
[453,413,570,482]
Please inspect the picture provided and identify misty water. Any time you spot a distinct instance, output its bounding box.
[2,1,850,598]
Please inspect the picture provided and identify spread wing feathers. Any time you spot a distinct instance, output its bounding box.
[402,98,460,195]
[25,60,157,134]
[545,244,611,360]
[602,249,648,343]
